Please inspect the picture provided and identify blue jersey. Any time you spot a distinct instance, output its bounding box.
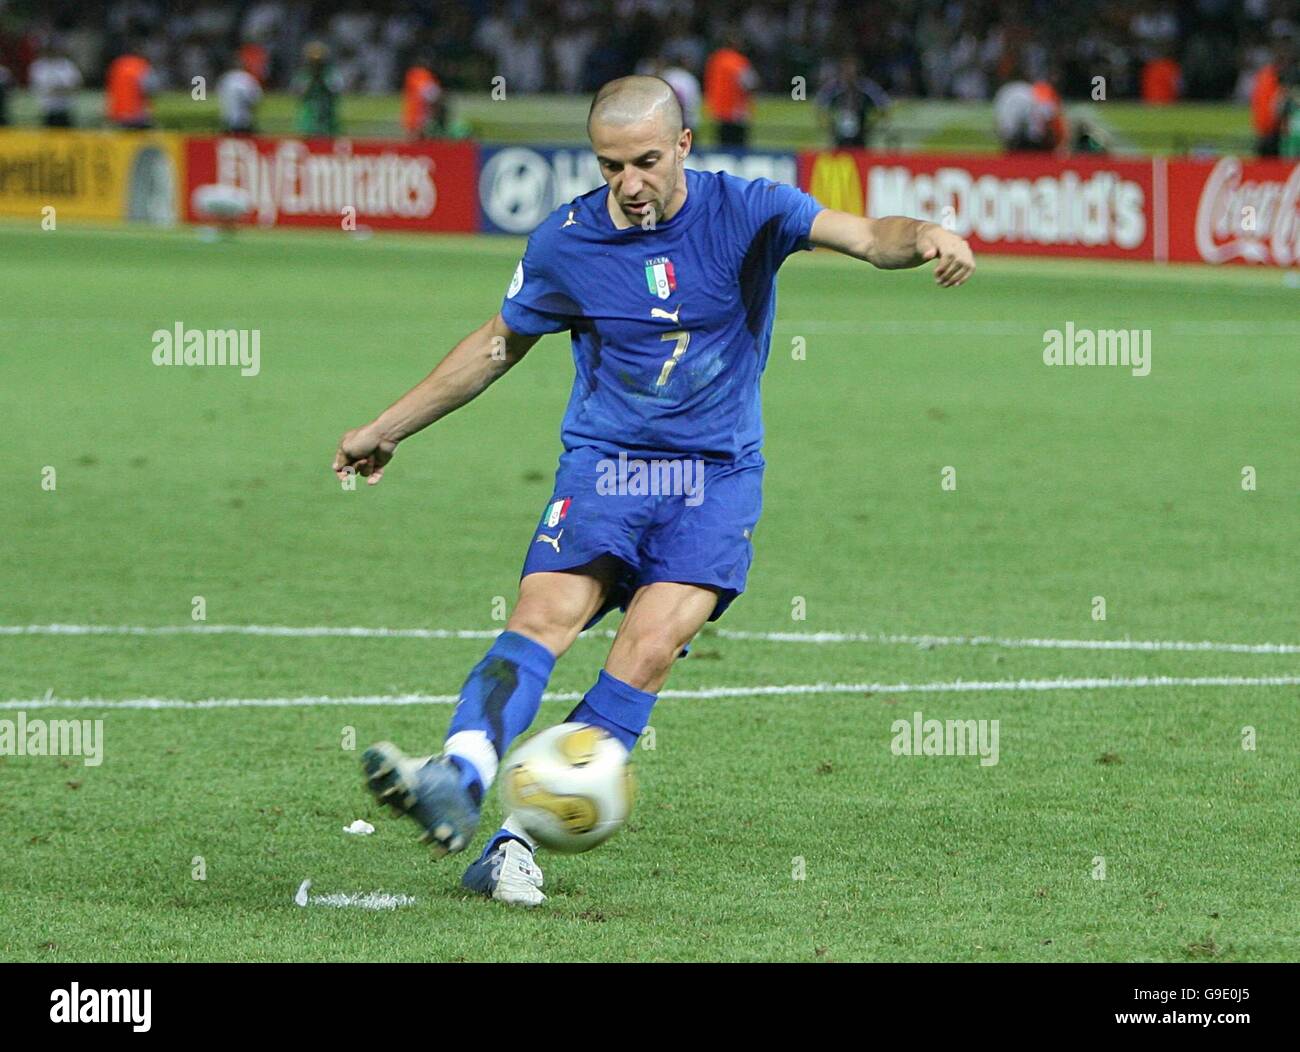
[499,168,824,464]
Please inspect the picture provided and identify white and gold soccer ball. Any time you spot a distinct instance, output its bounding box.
[501,723,635,853]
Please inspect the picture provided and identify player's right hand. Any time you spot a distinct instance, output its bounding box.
[333,425,397,486]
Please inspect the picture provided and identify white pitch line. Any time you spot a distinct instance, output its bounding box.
[712,630,1300,655]
[0,690,577,711]
[4,622,1297,655]
[772,320,1300,337]
[0,623,504,640]
[3,675,1297,712]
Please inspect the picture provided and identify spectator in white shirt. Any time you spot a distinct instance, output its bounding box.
[217,52,263,135]
[29,41,84,127]
[637,52,702,131]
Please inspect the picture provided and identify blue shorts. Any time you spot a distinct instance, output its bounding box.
[521,447,763,628]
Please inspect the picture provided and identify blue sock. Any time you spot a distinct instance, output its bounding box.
[444,631,556,800]
[565,669,658,752]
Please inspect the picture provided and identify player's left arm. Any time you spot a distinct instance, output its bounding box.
[808,209,975,287]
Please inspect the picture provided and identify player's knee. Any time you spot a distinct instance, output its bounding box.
[506,593,587,656]
[615,623,685,688]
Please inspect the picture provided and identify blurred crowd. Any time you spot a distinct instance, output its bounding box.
[0,0,1297,153]
[0,0,1295,98]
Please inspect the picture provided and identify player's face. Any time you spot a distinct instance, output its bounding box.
[591,117,691,226]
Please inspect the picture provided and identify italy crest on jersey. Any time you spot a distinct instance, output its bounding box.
[644,257,677,300]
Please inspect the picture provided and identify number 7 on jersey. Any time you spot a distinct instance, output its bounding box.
[655,329,691,387]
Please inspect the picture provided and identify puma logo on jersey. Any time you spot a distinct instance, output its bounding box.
[534,529,564,553]
[561,209,579,228]
[650,305,681,323]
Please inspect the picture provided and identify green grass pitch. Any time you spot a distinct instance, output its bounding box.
[1,221,1297,961]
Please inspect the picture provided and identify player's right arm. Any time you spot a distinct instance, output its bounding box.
[810,209,975,286]
[332,312,539,485]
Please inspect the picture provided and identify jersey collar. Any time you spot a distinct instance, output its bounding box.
[599,167,696,234]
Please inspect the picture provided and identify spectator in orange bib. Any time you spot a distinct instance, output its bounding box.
[105,44,157,129]
[1141,49,1182,105]
[238,42,269,86]
[1032,77,1067,151]
[402,61,446,139]
[704,27,758,147]
[1252,39,1295,157]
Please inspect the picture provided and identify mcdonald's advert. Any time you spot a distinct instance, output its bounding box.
[799,149,1155,260]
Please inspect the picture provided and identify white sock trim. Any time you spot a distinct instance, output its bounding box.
[501,813,539,852]
[443,730,498,789]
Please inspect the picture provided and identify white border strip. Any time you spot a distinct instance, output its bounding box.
[4,676,1297,711]
[1153,155,1169,263]
[5,623,1297,655]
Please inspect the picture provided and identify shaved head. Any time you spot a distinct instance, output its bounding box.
[587,75,684,139]
[588,75,692,230]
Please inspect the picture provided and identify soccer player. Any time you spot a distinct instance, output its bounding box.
[332,76,973,906]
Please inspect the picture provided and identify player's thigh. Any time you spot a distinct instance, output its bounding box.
[506,555,624,657]
[604,581,720,692]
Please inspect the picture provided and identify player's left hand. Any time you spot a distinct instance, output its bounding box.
[333,424,397,486]
[919,227,976,288]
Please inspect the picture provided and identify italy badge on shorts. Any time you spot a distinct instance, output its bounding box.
[543,497,571,528]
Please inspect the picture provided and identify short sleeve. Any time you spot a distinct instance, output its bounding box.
[745,177,826,262]
[498,231,576,336]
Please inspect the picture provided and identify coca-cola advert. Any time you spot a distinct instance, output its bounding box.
[799,150,1154,260]
[798,149,1299,267]
[1167,156,1300,267]
[184,136,479,232]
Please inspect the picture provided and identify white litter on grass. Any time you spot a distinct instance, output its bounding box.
[293,879,414,910]
[343,819,375,836]
[309,891,416,910]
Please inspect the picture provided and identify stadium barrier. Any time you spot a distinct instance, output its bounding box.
[183,135,478,231]
[476,143,798,233]
[1167,156,1300,267]
[0,128,186,225]
[800,149,1300,267]
[8,129,1295,268]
